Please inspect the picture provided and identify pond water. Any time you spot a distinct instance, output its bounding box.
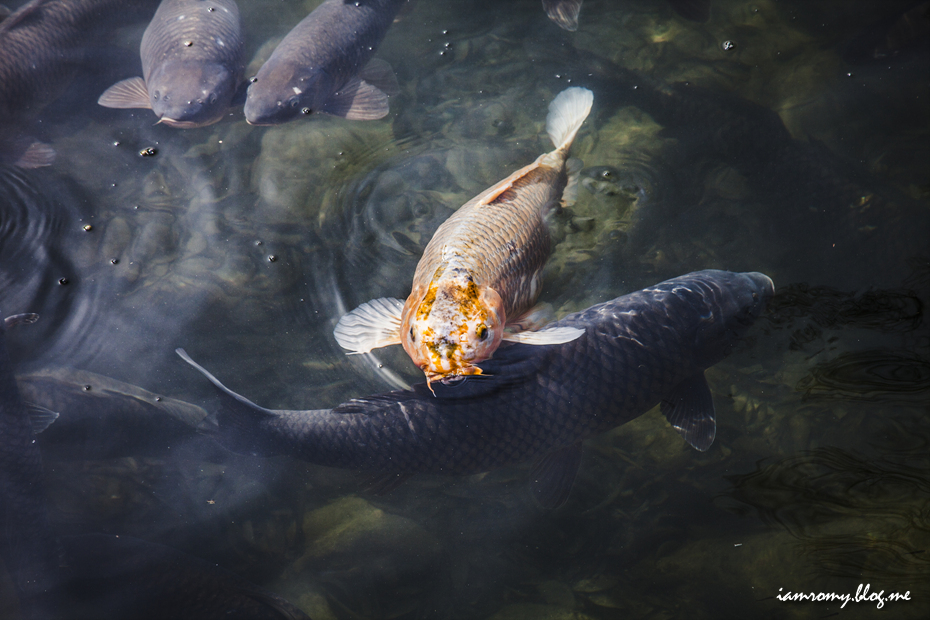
[1,0,928,618]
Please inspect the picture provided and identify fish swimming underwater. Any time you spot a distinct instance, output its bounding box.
[180,269,774,508]
[0,0,158,166]
[0,312,61,619]
[334,87,593,386]
[18,366,209,461]
[97,0,244,128]
[243,0,406,125]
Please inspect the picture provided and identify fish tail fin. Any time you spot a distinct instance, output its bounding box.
[176,348,284,457]
[546,87,593,152]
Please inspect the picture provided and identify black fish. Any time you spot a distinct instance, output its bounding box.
[0,0,158,167]
[0,312,60,619]
[98,0,244,128]
[58,534,311,620]
[243,0,405,125]
[179,269,773,508]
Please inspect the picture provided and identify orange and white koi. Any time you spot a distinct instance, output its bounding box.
[335,87,594,386]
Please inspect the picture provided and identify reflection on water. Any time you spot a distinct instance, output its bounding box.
[1,0,929,618]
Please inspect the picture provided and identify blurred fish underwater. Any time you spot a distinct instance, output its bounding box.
[0,0,928,618]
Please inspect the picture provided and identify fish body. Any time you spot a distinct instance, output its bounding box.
[183,270,774,507]
[334,87,593,384]
[0,0,156,166]
[18,367,209,460]
[98,0,243,128]
[0,313,60,618]
[243,0,406,125]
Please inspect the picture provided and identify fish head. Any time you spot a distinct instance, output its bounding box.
[243,62,327,125]
[694,270,775,366]
[401,276,505,383]
[147,61,237,128]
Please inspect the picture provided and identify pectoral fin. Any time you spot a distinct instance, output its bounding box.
[542,0,583,31]
[333,297,404,353]
[530,442,583,509]
[97,77,151,109]
[358,58,400,97]
[502,325,584,345]
[11,139,55,168]
[322,74,391,120]
[26,403,60,434]
[660,372,716,451]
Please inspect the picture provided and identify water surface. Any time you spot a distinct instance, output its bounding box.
[1,0,928,618]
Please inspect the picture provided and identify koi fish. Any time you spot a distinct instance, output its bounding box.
[334,87,594,386]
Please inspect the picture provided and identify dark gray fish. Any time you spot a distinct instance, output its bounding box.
[0,0,159,167]
[58,534,311,620]
[180,269,773,508]
[98,0,244,128]
[17,367,209,461]
[541,0,710,32]
[244,0,406,125]
[0,312,61,619]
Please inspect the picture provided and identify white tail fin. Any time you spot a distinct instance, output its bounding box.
[546,87,593,151]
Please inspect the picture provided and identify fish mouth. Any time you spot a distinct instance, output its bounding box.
[425,364,483,390]
[156,116,221,129]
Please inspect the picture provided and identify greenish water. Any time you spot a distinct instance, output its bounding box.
[1,0,928,618]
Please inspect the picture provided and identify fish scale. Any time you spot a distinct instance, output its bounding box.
[190,270,773,477]
[140,0,241,84]
[244,0,406,124]
[414,163,564,315]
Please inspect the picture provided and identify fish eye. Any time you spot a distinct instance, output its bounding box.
[600,169,612,179]
[476,325,488,340]
[301,107,312,115]
[409,326,416,341]
[249,76,257,84]
[153,90,160,101]
[209,94,217,104]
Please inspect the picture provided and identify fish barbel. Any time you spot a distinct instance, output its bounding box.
[97,0,244,128]
[334,87,593,386]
